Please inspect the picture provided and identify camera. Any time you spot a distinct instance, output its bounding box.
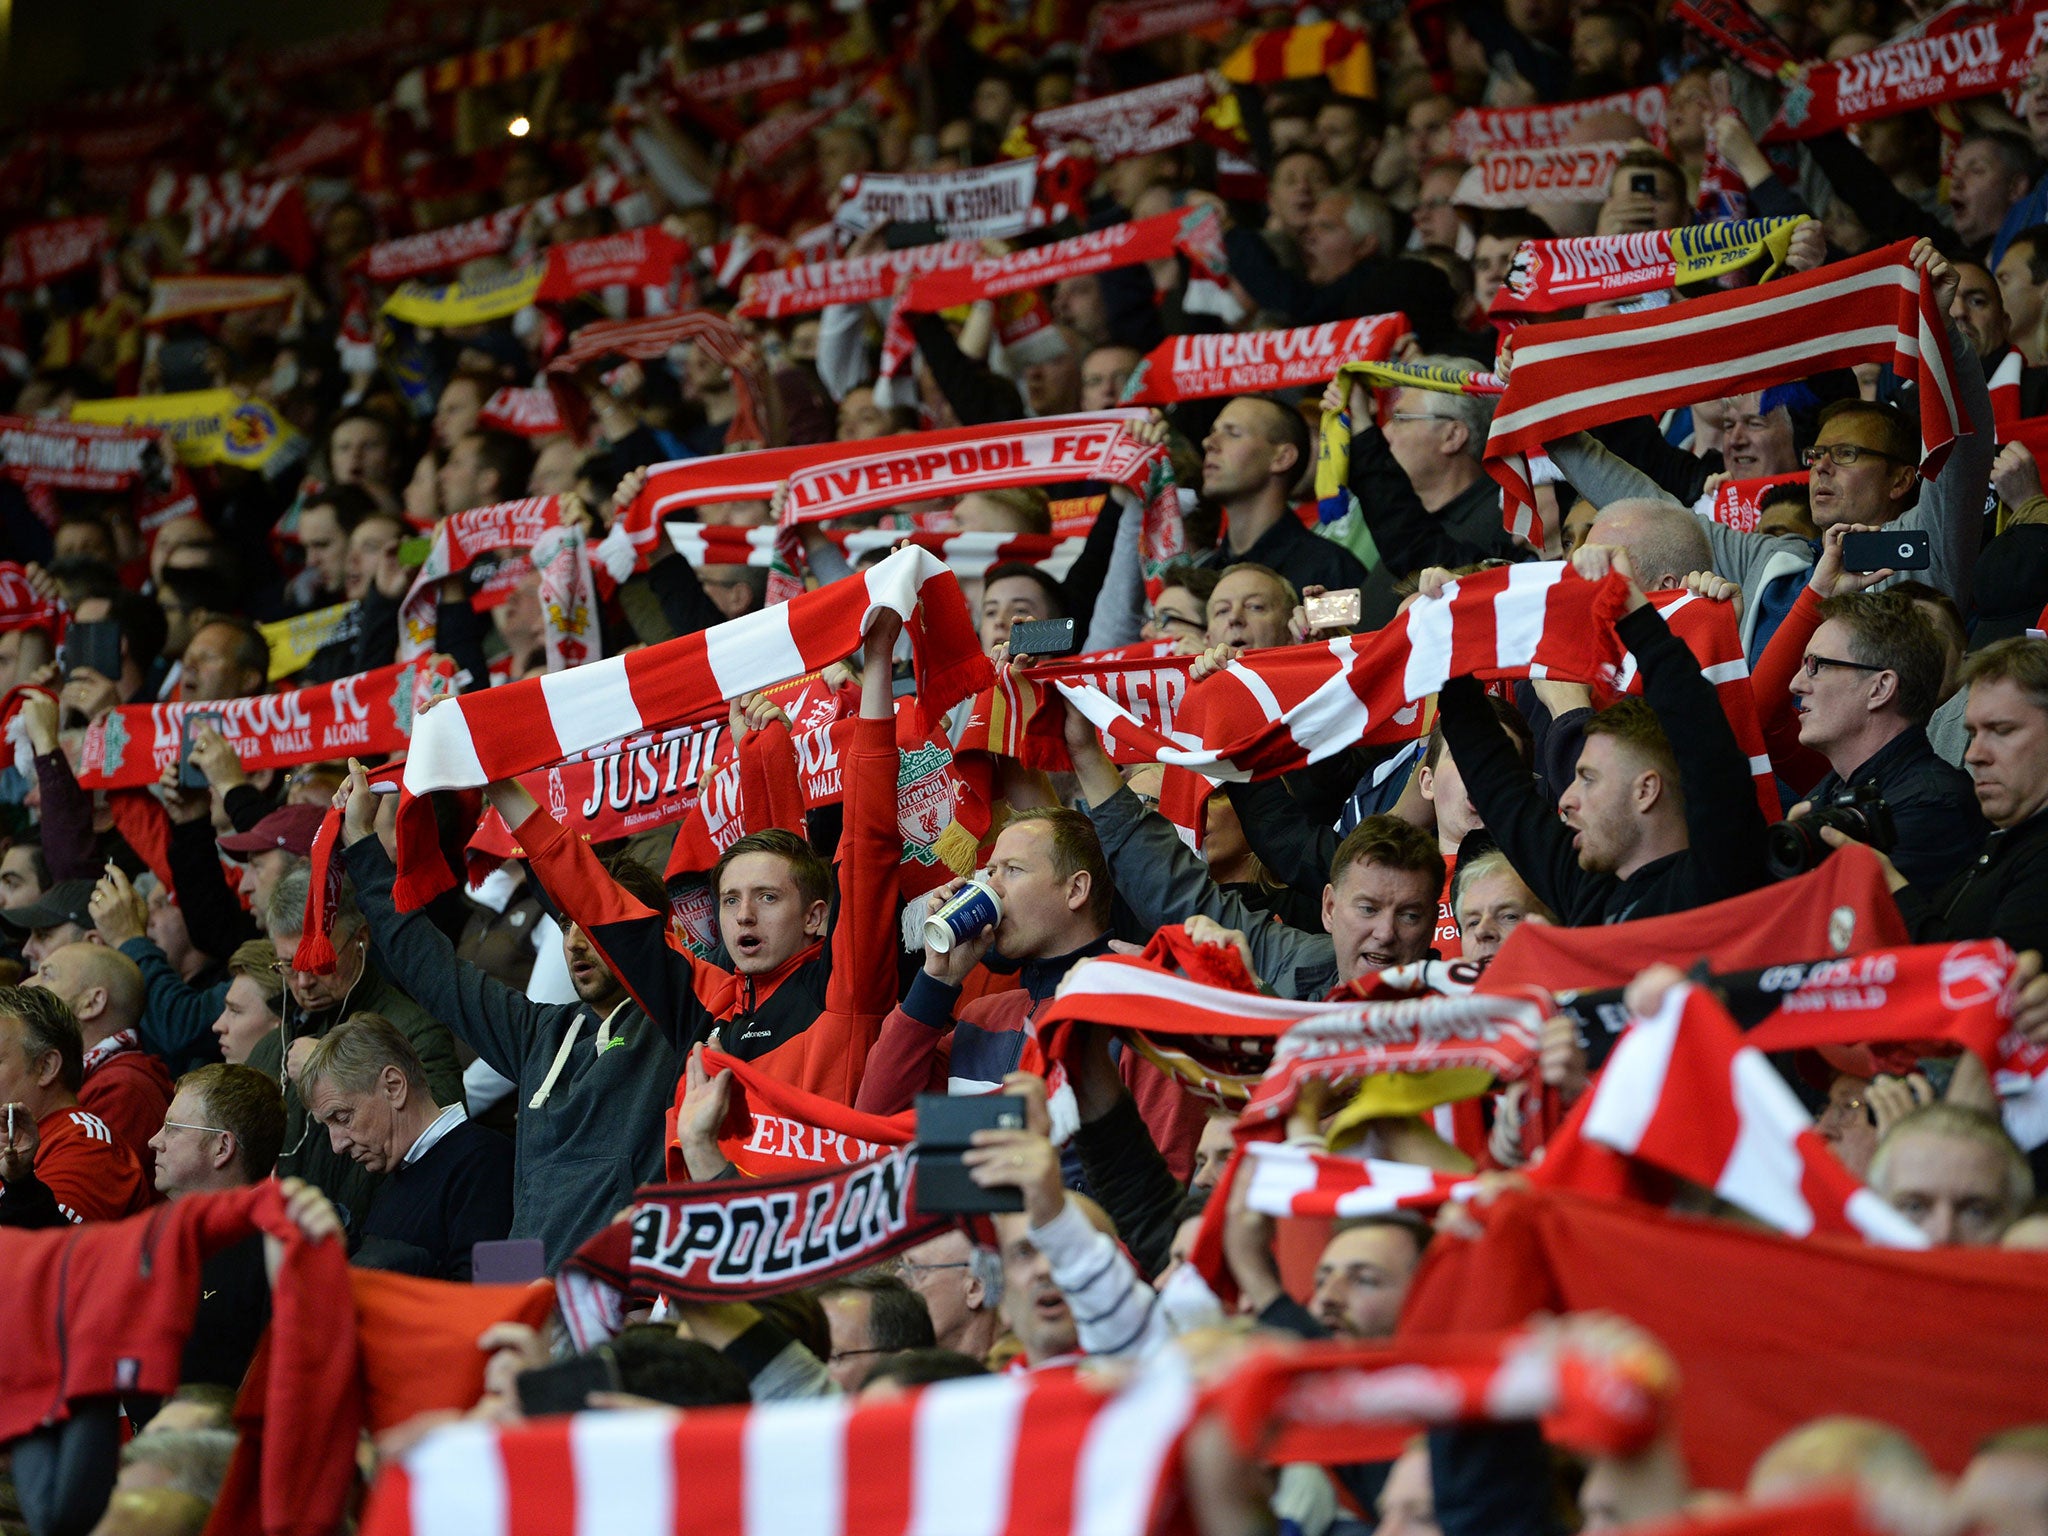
[1765,783,1896,879]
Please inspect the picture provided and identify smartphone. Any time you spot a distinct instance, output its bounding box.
[914,1093,1026,1215]
[1007,617,1078,659]
[472,1238,548,1285]
[63,619,123,682]
[516,1348,620,1417]
[1304,588,1363,630]
[883,219,947,249]
[178,711,225,791]
[1629,171,1659,196]
[1841,529,1930,573]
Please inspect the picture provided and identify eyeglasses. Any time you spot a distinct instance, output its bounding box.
[828,1347,895,1363]
[898,1260,972,1277]
[1800,653,1888,678]
[161,1120,230,1136]
[1149,611,1205,635]
[1801,444,1906,468]
[1388,412,1448,425]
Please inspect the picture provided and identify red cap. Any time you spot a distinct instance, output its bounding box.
[218,802,328,859]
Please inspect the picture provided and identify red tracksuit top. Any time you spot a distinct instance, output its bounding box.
[8,1104,153,1224]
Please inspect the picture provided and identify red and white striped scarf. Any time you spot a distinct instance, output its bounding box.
[669,522,1088,582]
[881,206,1228,377]
[543,308,768,450]
[1486,241,1963,543]
[1450,84,1669,158]
[1239,1142,1479,1220]
[0,216,110,291]
[356,1351,1197,1536]
[677,41,826,102]
[1612,589,1780,827]
[1042,563,1632,783]
[395,547,989,906]
[141,172,314,269]
[0,565,62,636]
[1989,346,2025,431]
[477,386,568,437]
[1088,0,1248,53]
[358,170,633,284]
[1532,982,1931,1247]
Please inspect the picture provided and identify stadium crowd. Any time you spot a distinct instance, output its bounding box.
[5,0,2048,1532]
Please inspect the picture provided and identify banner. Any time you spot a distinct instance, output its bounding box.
[1452,142,1632,209]
[0,216,110,291]
[71,389,300,473]
[1122,314,1407,403]
[734,239,983,319]
[144,274,301,327]
[75,659,445,790]
[1709,470,1807,532]
[1491,219,1805,316]
[381,227,688,327]
[1450,86,1668,158]
[0,416,157,491]
[1764,6,2048,140]
[624,1146,945,1301]
[834,157,1053,241]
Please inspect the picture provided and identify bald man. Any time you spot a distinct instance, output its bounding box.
[28,942,172,1183]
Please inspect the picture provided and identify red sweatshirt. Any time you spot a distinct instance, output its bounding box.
[80,1045,173,1193]
[5,1105,153,1224]
[0,1182,358,1536]
[1750,583,1834,794]
[518,713,904,1106]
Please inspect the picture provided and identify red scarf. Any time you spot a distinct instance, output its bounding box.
[1482,839,1909,996]
[882,206,1228,374]
[1238,1142,1480,1221]
[395,548,988,909]
[1404,1186,2048,1488]
[1486,241,1962,544]
[733,238,982,320]
[1710,470,1809,531]
[836,154,1084,244]
[1671,0,1802,79]
[75,657,451,791]
[1530,982,1928,1247]
[1450,85,1669,157]
[0,417,158,493]
[1088,0,1248,52]
[140,172,315,270]
[1763,8,2041,141]
[0,564,62,634]
[1490,220,1801,318]
[0,216,110,291]
[677,41,826,103]
[1123,315,1408,404]
[477,385,568,437]
[1008,73,1244,164]
[396,496,561,660]
[1738,938,2017,1065]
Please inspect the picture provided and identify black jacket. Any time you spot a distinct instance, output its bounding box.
[1196,506,1371,600]
[1345,426,1524,628]
[1894,808,2048,955]
[1805,726,1988,890]
[1222,227,1471,357]
[1439,604,1772,924]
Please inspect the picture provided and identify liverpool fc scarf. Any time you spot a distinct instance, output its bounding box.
[0,565,62,635]
[1089,0,1248,52]
[143,275,302,327]
[1452,141,1634,209]
[1122,315,1408,404]
[1313,359,1504,522]
[357,169,634,283]
[1763,8,2041,141]
[1531,982,1930,1247]
[1485,240,1962,542]
[1710,470,1808,531]
[1239,1142,1479,1220]
[669,523,1088,582]
[543,309,767,448]
[1450,85,1669,158]
[76,657,449,791]
[477,385,568,437]
[1221,21,1372,96]
[1490,219,1806,317]
[358,1350,1196,1536]
[1006,74,1245,164]
[396,495,562,660]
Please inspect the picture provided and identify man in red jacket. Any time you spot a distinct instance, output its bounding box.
[0,985,151,1225]
[27,942,172,1189]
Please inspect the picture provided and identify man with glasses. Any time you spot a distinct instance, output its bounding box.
[896,1230,1005,1363]
[1772,527,1987,887]
[146,1064,283,1388]
[1320,366,1519,630]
